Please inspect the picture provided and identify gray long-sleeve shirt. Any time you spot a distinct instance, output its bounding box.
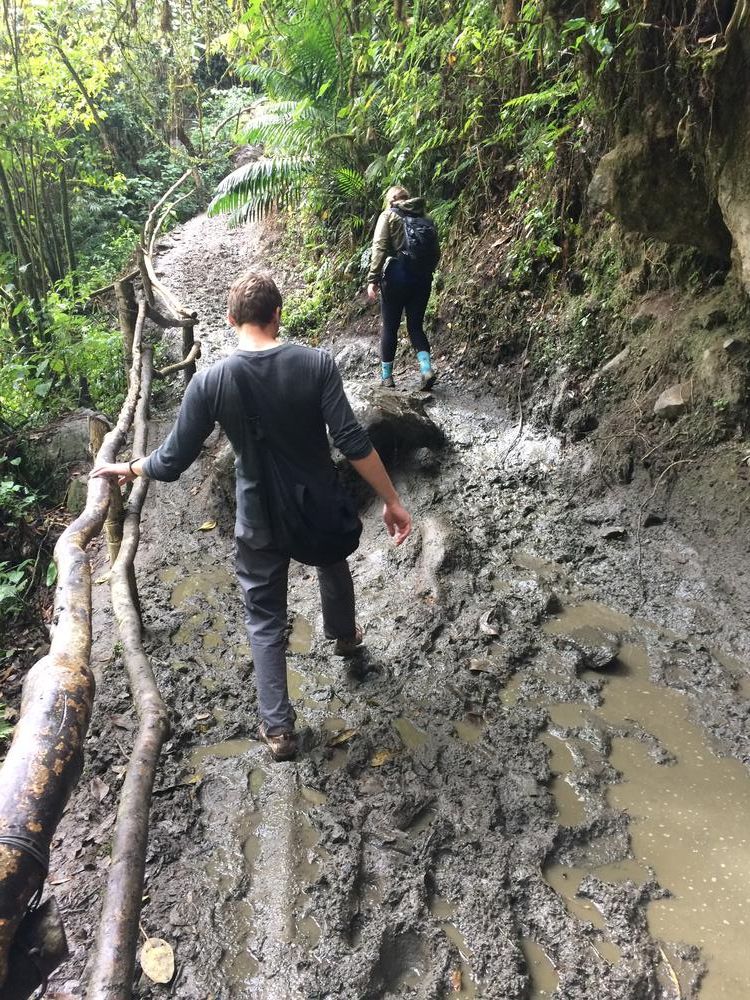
[142,342,372,547]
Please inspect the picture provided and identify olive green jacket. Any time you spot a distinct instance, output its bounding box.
[366,196,427,285]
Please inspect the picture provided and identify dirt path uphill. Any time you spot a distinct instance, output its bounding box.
[46,215,750,1000]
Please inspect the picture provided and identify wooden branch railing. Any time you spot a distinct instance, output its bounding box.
[87,350,170,999]
[0,300,147,994]
[0,174,205,999]
[136,171,200,385]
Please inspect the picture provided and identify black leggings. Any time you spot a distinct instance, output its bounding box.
[379,258,432,364]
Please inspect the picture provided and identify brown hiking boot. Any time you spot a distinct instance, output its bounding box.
[333,624,364,657]
[381,375,395,388]
[259,723,298,762]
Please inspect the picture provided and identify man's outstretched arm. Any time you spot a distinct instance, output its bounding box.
[349,450,412,545]
[91,372,214,485]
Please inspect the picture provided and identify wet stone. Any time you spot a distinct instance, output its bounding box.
[557,626,621,671]
[600,525,627,541]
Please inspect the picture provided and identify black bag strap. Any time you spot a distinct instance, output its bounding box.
[224,354,268,446]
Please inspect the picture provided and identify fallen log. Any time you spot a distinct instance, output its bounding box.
[0,301,147,992]
[88,348,171,999]
[138,247,196,322]
[147,189,194,258]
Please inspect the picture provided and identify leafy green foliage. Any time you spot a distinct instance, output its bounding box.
[0,560,33,619]
[209,0,631,300]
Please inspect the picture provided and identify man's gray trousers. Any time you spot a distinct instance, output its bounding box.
[235,540,356,733]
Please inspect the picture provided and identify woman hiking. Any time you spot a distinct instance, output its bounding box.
[366,185,440,390]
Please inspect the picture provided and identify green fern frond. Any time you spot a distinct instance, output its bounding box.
[334,168,366,200]
[208,158,311,222]
[503,82,576,113]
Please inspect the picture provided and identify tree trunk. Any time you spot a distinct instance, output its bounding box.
[503,0,520,25]
[0,160,40,304]
[50,41,117,160]
[59,165,77,284]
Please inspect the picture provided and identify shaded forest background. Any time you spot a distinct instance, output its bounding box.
[1,0,749,653]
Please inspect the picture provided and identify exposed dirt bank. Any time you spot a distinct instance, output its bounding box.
[36,214,750,1000]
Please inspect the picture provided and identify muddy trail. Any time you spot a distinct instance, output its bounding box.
[46,215,750,1000]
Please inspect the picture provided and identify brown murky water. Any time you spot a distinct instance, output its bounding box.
[544,603,750,999]
[520,938,559,998]
[393,716,429,749]
[428,896,479,998]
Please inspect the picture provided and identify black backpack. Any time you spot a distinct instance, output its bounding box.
[228,361,362,567]
[390,206,440,275]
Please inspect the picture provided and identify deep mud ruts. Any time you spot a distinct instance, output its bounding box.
[45,216,750,1000]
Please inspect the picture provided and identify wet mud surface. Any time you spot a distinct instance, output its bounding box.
[44,216,750,999]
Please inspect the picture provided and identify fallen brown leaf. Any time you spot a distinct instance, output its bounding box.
[328,728,357,746]
[140,937,175,984]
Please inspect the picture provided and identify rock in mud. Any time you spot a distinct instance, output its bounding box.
[65,475,88,514]
[335,340,376,374]
[352,387,446,464]
[588,132,731,260]
[556,625,621,671]
[599,524,627,541]
[28,409,98,471]
[653,382,693,419]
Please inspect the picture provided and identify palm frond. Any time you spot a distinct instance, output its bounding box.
[208,158,311,222]
[242,103,332,151]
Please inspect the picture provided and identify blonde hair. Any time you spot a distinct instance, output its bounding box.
[384,185,409,207]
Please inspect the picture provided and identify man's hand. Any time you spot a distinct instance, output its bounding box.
[367,283,379,302]
[383,498,412,545]
[91,462,138,488]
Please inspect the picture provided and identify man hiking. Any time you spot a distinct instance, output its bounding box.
[92,271,412,762]
[366,185,440,390]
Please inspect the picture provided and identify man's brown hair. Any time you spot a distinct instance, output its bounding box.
[228,271,283,326]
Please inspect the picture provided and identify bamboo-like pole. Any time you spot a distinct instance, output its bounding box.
[0,302,147,993]
[87,349,170,999]
[181,322,197,385]
[115,280,138,374]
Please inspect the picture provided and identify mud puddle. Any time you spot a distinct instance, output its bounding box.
[544,603,750,998]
